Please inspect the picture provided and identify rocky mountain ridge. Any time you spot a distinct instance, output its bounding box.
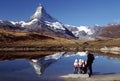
[0,4,75,39]
[0,4,120,40]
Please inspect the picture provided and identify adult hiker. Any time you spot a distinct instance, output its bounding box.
[86,51,95,77]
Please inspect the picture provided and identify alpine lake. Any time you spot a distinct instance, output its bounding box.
[0,51,120,81]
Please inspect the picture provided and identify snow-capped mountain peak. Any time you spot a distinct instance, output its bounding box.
[30,4,43,20]
[29,4,65,30]
[30,4,57,22]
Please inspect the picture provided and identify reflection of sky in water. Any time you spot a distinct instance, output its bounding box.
[93,55,120,74]
[0,52,120,81]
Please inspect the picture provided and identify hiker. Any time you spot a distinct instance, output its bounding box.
[78,59,83,73]
[79,59,87,74]
[73,59,79,74]
[86,51,95,77]
[82,60,87,74]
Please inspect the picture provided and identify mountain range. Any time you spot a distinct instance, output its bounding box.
[0,4,120,40]
[64,24,102,40]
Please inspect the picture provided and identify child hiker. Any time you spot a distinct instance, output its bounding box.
[79,59,87,74]
[73,59,79,74]
[78,59,83,73]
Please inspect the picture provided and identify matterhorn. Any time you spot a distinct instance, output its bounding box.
[0,4,75,38]
[19,4,75,38]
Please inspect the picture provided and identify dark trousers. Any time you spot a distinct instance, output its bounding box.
[87,63,93,75]
[74,67,78,74]
[83,66,87,74]
[79,67,82,73]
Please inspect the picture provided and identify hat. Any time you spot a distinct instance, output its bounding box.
[74,59,78,63]
[82,60,84,63]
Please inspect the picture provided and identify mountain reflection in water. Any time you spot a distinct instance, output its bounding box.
[29,52,88,76]
[0,52,120,81]
[29,52,120,76]
[29,52,65,75]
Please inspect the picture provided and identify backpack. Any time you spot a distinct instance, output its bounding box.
[91,54,95,61]
[91,54,95,63]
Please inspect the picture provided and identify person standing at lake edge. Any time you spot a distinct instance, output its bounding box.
[73,59,79,74]
[78,59,83,73]
[86,51,95,77]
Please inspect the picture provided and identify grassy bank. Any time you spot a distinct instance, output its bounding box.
[0,51,57,61]
[0,29,120,51]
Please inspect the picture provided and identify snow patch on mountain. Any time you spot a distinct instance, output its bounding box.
[10,21,17,25]
[0,20,3,23]
[46,21,65,30]
[64,24,93,35]
[77,26,93,35]
[19,19,39,27]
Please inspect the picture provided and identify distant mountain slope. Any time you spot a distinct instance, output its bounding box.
[64,24,102,40]
[0,20,22,30]
[65,23,120,40]
[98,24,120,38]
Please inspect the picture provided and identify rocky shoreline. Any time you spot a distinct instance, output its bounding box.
[100,47,120,54]
[61,74,120,81]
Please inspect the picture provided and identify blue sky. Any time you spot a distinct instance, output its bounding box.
[0,0,120,26]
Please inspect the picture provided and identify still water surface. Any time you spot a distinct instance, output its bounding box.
[0,52,120,81]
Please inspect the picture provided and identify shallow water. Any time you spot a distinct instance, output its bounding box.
[0,52,120,81]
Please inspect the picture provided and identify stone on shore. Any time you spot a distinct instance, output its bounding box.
[60,74,89,78]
